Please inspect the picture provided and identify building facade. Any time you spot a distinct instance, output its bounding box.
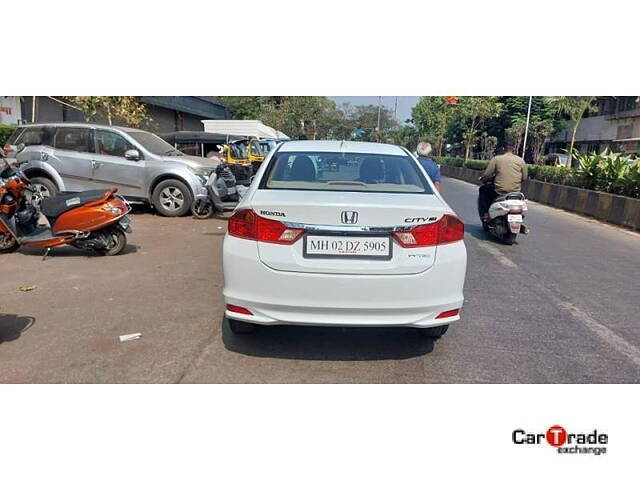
[9,96,227,133]
[548,96,640,155]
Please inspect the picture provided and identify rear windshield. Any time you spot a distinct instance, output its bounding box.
[261,151,432,194]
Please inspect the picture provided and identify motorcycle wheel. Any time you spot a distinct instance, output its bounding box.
[97,227,127,256]
[503,232,517,245]
[191,199,214,219]
[0,234,19,254]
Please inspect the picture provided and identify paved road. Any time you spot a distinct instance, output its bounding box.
[1,178,639,383]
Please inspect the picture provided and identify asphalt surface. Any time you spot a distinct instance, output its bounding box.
[1,177,639,383]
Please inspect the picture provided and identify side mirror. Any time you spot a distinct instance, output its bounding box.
[16,143,26,154]
[124,149,140,161]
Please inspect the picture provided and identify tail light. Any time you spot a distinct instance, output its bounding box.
[226,304,253,316]
[393,214,464,248]
[228,209,304,245]
[436,308,460,319]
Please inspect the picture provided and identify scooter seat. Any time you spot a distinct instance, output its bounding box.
[40,190,111,218]
[495,192,525,202]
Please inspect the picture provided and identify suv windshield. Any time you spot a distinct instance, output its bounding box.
[128,131,182,156]
[263,152,432,194]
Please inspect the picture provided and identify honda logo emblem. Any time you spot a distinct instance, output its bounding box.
[341,211,359,224]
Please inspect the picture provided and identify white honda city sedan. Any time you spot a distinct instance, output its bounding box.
[222,140,467,337]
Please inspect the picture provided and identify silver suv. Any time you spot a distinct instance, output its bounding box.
[5,123,228,216]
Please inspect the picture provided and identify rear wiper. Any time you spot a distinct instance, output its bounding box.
[326,181,368,187]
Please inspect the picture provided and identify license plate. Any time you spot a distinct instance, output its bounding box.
[304,235,392,260]
[507,214,523,223]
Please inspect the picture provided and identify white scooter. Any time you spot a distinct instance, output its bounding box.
[480,188,529,245]
[191,163,251,219]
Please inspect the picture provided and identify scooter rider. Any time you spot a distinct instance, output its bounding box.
[478,144,528,220]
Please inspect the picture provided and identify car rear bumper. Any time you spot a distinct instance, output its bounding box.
[222,236,467,328]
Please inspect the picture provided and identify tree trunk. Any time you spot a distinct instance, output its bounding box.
[567,118,580,168]
[437,109,448,157]
[465,119,476,160]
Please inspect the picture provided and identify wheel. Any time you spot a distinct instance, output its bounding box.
[227,317,255,334]
[420,324,449,338]
[28,176,58,207]
[152,179,193,217]
[0,234,19,254]
[503,232,517,245]
[97,227,127,256]
[191,198,214,219]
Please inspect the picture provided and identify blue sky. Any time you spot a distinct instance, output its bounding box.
[329,96,419,124]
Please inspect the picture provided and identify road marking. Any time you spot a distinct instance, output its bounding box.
[474,241,518,268]
[555,299,640,369]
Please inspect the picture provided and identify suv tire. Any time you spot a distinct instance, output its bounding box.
[152,179,193,217]
[30,176,59,200]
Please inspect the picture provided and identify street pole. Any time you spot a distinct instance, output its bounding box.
[376,96,382,142]
[394,96,398,124]
[521,96,533,161]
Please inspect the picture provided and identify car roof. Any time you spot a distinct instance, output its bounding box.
[278,140,407,156]
[17,123,146,134]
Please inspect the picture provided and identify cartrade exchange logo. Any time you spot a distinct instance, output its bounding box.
[512,425,608,455]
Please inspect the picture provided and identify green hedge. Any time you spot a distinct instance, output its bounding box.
[436,153,639,199]
[0,124,18,146]
[434,157,488,170]
[463,160,489,171]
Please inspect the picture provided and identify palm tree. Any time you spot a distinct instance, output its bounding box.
[547,96,597,168]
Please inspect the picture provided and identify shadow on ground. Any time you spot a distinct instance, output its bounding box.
[464,223,489,241]
[222,318,437,361]
[18,243,139,257]
[0,314,36,343]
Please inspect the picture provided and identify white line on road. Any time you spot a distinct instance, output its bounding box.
[555,299,640,369]
[474,241,518,268]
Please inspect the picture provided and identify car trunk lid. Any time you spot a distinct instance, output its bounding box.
[253,190,447,275]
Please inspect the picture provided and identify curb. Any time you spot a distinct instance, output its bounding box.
[440,165,640,231]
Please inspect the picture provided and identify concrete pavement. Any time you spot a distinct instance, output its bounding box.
[1,178,639,383]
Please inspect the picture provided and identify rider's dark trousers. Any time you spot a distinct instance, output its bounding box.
[478,183,498,217]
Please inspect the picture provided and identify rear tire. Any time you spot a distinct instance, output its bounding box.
[227,317,255,334]
[152,179,193,217]
[420,324,449,338]
[97,227,127,256]
[503,232,517,245]
[0,234,19,254]
[191,198,214,219]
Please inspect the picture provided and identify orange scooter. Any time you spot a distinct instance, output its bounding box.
[0,156,132,256]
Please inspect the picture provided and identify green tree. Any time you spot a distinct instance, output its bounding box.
[220,96,347,140]
[454,97,503,159]
[387,123,420,151]
[546,96,597,167]
[61,96,149,127]
[219,96,274,120]
[411,96,455,156]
